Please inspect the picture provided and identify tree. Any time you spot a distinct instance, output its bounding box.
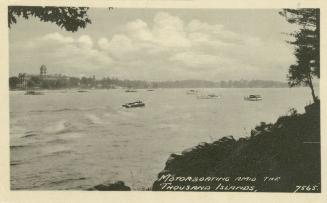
[8,6,91,32]
[279,9,320,103]
[9,76,19,89]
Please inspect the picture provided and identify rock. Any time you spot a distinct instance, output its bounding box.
[89,180,131,191]
[219,136,235,143]
[181,147,194,155]
[157,169,170,177]
[166,153,180,162]
[196,142,208,149]
[238,137,247,142]
[165,153,182,168]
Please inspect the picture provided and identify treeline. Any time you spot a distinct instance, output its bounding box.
[219,80,288,88]
[111,79,288,88]
[9,76,96,89]
[9,76,288,90]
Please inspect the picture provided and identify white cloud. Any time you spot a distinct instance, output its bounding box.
[169,52,230,68]
[12,12,296,81]
[126,19,154,41]
[187,19,223,34]
[17,33,113,75]
[97,37,110,50]
[99,34,137,59]
[41,32,74,44]
[77,35,93,48]
[152,12,191,47]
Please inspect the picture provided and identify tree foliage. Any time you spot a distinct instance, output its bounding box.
[9,76,19,89]
[8,6,91,32]
[279,9,319,102]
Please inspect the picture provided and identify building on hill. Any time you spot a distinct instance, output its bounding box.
[17,65,68,89]
[40,64,47,78]
[17,73,32,89]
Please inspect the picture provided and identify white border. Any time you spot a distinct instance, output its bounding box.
[0,1,326,202]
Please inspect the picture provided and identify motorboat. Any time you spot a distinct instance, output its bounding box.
[77,90,88,93]
[197,94,221,99]
[186,89,198,95]
[208,94,220,98]
[125,89,137,93]
[25,90,43,95]
[244,94,262,101]
[122,101,145,108]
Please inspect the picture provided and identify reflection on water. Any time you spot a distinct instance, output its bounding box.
[10,88,312,190]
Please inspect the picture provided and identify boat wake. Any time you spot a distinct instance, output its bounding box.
[21,132,39,138]
[30,107,100,113]
[44,120,75,135]
[85,114,103,125]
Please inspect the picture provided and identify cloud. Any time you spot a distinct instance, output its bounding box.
[152,12,191,47]
[98,34,138,59]
[16,32,113,75]
[169,51,230,68]
[77,35,93,48]
[41,33,74,44]
[11,12,296,81]
[126,19,154,41]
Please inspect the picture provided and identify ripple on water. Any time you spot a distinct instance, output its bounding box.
[21,132,39,138]
[43,120,75,135]
[85,114,103,125]
[48,177,87,187]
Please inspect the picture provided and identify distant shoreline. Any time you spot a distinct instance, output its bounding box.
[10,74,293,90]
[9,86,302,91]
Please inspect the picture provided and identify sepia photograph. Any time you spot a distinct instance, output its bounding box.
[7,5,321,193]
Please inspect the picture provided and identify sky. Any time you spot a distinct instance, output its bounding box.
[9,8,299,81]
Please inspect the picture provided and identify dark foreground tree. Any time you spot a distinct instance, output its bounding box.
[279,9,320,103]
[8,6,91,32]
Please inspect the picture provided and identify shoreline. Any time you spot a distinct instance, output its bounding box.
[86,101,320,192]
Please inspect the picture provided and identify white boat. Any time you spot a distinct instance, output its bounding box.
[244,94,262,101]
[186,89,198,95]
[197,94,221,99]
[122,101,145,108]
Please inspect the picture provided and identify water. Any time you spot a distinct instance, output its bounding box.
[10,88,313,190]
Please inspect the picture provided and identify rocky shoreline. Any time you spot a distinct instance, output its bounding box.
[89,102,320,192]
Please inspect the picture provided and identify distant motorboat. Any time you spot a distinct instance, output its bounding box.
[25,90,43,95]
[197,94,221,99]
[147,89,154,91]
[125,89,137,93]
[244,94,262,101]
[77,90,88,93]
[186,89,198,95]
[122,101,145,108]
[208,94,220,98]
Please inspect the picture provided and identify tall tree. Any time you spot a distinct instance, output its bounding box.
[9,76,19,89]
[279,9,320,103]
[8,6,91,32]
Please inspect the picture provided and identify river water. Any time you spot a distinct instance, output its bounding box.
[10,88,313,190]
